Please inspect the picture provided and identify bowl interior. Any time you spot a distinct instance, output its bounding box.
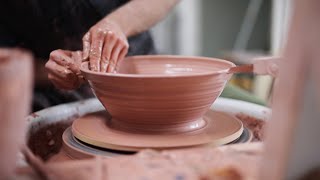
[80,55,235,77]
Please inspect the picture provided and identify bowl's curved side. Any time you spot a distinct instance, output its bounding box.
[80,55,234,132]
[85,75,232,132]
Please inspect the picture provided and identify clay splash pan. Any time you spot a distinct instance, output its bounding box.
[80,55,236,134]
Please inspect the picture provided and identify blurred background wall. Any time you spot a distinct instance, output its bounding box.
[151,0,273,104]
[151,0,271,57]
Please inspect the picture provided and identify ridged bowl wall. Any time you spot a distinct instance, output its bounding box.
[80,55,235,133]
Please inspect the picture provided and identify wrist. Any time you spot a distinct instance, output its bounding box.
[102,9,137,37]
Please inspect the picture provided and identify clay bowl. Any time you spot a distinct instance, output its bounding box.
[80,55,235,134]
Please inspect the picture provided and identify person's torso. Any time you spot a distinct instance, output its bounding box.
[0,0,155,59]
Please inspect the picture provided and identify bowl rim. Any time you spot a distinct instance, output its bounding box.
[80,55,236,78]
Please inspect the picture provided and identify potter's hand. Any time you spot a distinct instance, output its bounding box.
[82,19,129,73]
[45,50,84,90]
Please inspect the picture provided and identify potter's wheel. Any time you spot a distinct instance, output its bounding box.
[62,125,252,158]
[72,110,243,151]
[62,127,134,158]
[26,97,269,162]
[59,108,253,158]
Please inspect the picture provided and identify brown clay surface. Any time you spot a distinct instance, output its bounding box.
[71,110,243,151]
[80,55,235,133]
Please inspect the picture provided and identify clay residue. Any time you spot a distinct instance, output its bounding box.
[236,113,266,141]
[27,122,71,161]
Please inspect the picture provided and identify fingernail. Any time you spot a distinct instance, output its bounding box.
[83,52,89,61]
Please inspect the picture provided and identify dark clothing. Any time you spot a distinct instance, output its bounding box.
[0,0,156,57]
[0,0,156,111]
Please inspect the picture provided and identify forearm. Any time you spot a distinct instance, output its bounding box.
[104,0,180,37]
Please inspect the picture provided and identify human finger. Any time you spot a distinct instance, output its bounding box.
[48,73,76,90]
[45,60,76,82]
[82,32,91,61]
[107,41,120,73]
[114,46,128,73]
[89,29,105,72]
[100,31,117,72]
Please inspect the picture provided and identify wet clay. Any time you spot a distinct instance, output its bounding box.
[71,110,243,151]
[45,50,85,90]
[28,122,71,161]
[0,49,33,177]
[236,113,266,141]
[80,55,235,133]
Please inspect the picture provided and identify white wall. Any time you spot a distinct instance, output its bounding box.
[151,0,271,58]
[151,0,202,56]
